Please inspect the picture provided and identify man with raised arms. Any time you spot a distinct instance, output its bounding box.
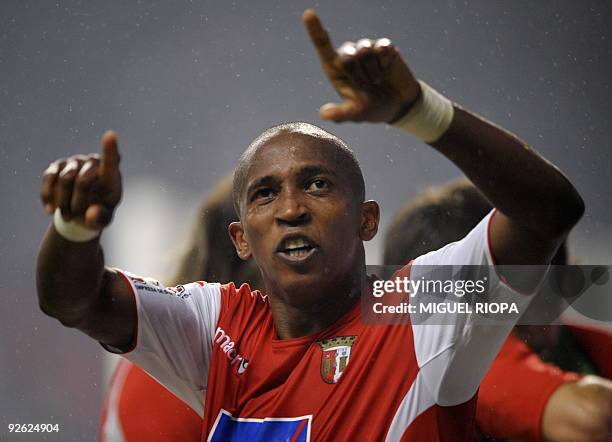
[37,10,584,441]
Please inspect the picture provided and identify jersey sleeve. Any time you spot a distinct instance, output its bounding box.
[407,210,545,406]
[476,334,580,442]
[102,269,222,417]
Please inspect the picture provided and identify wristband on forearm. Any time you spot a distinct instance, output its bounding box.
[53,208,101,242]
[392,80,454,143]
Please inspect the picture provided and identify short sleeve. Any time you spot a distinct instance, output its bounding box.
[408,210,545,406]
[102,269,222,417]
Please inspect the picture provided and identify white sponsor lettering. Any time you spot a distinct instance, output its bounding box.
[214,327,249,374]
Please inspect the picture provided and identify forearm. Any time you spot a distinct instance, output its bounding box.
[303,9,583,239]
[431,105,584,239]
[36,224,105,326]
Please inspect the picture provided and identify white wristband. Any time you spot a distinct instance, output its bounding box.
[53,208,101,242]
[392,80,454,143]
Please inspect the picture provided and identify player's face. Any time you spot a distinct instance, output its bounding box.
[234,133,366,302]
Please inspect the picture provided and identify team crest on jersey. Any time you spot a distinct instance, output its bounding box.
[316,336,356,384]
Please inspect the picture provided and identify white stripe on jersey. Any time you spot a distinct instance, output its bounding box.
[385,371,435,441]
[101,360,131,442]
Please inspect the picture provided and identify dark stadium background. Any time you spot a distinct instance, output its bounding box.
[1,0,610,439]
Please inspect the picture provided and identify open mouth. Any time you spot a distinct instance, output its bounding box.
[276,235,319,262]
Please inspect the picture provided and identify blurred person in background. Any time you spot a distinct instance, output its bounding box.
[100,175,262,441]
[384,179,612,442]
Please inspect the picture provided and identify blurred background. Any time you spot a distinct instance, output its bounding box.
[1,0,610,439]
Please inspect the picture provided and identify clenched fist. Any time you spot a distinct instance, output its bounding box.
[543,375,612,442]
[40,131,122,230]
[303,9,421,123]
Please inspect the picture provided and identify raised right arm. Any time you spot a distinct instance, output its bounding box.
[36,131,135,350]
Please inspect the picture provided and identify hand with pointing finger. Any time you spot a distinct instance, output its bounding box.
[40,131,122,231]
[303,9,421,123]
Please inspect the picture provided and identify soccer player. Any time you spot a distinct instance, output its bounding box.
[37,10,584,441]
[384,179,612,441]
[100,175,261,441]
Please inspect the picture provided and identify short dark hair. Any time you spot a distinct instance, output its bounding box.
[169,174,262,288]
[383,179,491,265]
[232,122,365,217]
[383,178,567,265]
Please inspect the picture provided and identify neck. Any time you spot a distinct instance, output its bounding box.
[267,269,367,340]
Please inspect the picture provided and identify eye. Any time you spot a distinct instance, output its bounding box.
[307,179,330,192]
[253,188,276,201]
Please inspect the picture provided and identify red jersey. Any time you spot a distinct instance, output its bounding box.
[568,324,612,378]
[105,212,535,441]
[476,334,580,441]
[476,325,612,441]
[100,360,202,441]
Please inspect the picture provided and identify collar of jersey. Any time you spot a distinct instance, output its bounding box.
[270,297,361,348]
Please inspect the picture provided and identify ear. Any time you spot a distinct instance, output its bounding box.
[359,200,380,241]
[229,221,252,260]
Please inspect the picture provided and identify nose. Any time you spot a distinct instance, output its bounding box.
[275,190,310,226]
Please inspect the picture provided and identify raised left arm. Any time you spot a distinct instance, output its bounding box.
[303,9,584,267]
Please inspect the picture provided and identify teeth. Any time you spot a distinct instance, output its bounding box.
[288,249,309,257]
[285,238,309,250]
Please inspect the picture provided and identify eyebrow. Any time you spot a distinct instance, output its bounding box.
[246,164,338,195]
[296,165,338,181]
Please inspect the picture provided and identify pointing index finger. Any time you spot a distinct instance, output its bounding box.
[303,9,337,64]
[99,130,120,180]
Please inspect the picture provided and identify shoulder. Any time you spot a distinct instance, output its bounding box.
[116,269,222,302]
[217,282,269,321]
[218,282,267,305]
[411,211,494,268]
